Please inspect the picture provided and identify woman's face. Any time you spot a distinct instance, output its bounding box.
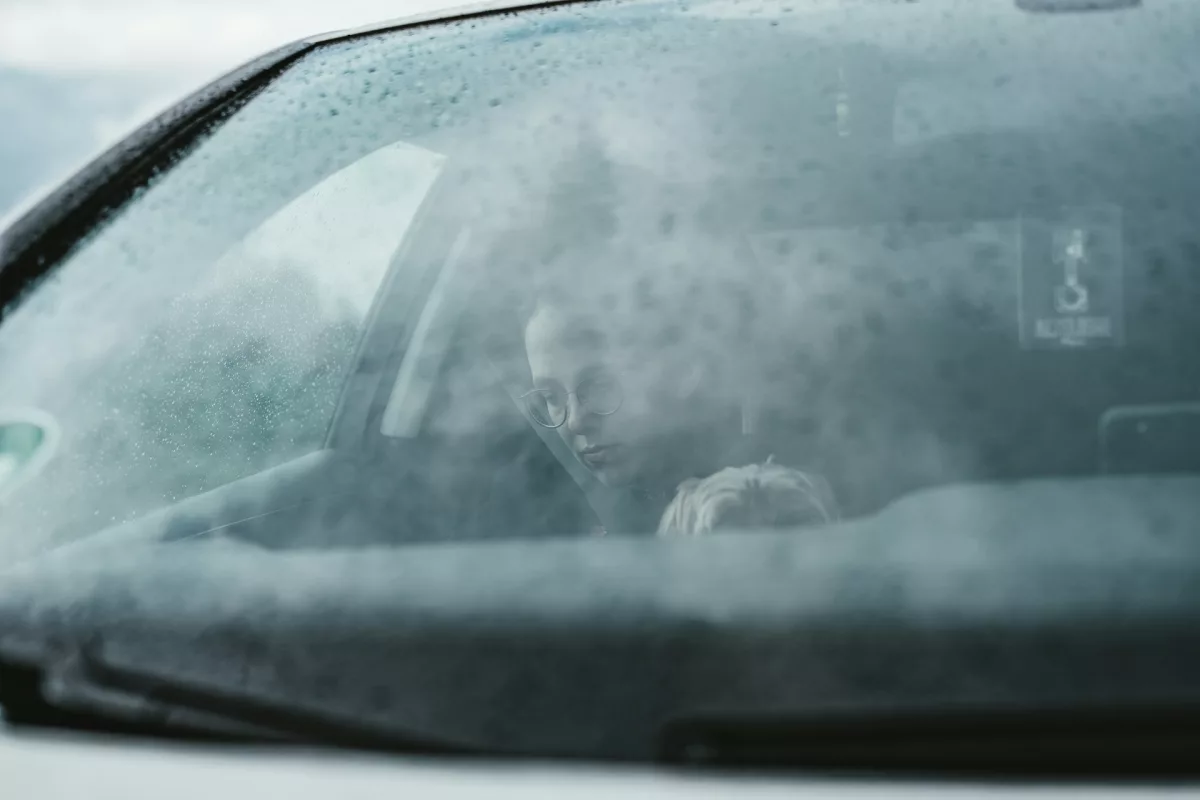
[524,303,690,488]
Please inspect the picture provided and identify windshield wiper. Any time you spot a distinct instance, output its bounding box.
[0,646,271,744]
[1,637,478,757]
[660,706,1200,777]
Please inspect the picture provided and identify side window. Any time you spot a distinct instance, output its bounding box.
[0,141,445,552]
[378,237,542,447]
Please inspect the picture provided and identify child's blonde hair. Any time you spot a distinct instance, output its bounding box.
[657,458,838,536]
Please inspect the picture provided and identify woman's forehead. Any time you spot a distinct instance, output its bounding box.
[526,306,607,375]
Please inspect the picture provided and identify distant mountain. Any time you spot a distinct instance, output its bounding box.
[0,66,187,216]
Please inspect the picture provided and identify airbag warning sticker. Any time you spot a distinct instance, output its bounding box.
[1018,205,1124,349]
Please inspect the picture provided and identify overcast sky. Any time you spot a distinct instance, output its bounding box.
[0,0,452,216]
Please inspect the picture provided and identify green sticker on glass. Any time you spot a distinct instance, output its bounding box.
[0,410,58,500]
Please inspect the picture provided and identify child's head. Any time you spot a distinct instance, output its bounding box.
[657,459,838,536]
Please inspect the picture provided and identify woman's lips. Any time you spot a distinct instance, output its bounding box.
[579,445,616,467]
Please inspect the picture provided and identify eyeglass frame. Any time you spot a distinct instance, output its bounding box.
[520,376,624,429]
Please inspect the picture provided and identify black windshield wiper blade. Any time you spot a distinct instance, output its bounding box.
[75,638,480,755]
[1,646,277,744]
[660,706,1200,777]
[2,638,479,757]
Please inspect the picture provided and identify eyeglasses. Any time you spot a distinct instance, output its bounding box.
[521,373,623,428]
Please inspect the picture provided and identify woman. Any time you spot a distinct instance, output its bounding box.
[519,248,818,533]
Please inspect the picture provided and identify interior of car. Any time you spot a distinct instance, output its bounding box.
[6,4,1200,558]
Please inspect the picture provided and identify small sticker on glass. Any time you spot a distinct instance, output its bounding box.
[1018,205,1124,350]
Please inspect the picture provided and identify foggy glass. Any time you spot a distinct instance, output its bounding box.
[3,0,1200,559]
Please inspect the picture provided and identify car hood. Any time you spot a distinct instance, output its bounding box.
[4,476,1200,762]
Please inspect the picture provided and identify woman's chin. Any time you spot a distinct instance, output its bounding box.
[589,458,634,488]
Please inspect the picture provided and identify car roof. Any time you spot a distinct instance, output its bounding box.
[305,0,601,45]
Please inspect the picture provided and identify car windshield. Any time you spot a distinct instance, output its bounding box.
[2,0,1200,563]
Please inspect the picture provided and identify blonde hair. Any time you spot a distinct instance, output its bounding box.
[657,458,838,536]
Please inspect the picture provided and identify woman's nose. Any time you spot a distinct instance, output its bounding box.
[564,393,593,434]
